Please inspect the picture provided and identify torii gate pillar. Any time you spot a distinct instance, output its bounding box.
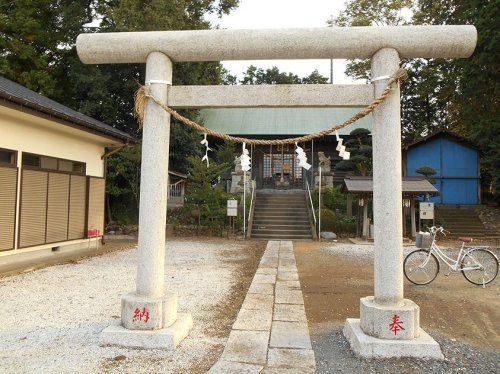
[343,48,443,359]
[100,52,193,349]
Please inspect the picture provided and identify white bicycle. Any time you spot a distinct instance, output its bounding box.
[404,226,499,286]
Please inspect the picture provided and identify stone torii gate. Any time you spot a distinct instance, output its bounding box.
[76,26,476,357]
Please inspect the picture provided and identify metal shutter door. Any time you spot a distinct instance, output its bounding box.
[0,167,18,251]
[46,173,70,243]
[87,177,105,234]
[19,169,48,248]
[68,175,86,240]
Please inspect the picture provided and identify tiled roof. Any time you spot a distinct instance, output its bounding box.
[0,76,136,143]
[343,176,439,195]
[198,107,372,136]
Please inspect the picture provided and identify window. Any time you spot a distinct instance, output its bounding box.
[22,154,40,167]
[58,159,73,172]
[0,148,17,166]
[22,153,85,175]
[40,156,58,170]
[73,162,85,174]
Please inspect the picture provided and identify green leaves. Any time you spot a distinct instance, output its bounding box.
[336,0,499,200]
[416,165,437,185]
[183,156,234,226]
[240,65,328,85]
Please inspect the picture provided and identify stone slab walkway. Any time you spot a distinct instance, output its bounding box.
[210,241,316,373]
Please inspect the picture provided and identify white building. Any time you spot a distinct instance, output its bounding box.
[0,76,135,273]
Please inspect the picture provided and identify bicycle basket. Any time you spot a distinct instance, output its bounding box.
[415,232,432,249]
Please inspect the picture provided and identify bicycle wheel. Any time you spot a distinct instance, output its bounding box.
[461,249,499,286]
[404,249,440,285]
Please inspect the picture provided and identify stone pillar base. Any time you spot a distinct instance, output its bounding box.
[100,313,193,349]
[343,319,443,359]
[121,291,178,330]
[360,296,419,340]
[344,295,443,359]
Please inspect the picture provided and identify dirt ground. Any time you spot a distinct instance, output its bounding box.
[295,241,500,350]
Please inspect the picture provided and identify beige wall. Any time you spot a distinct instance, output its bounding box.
[0,104,121,177]
[0,103,123,252]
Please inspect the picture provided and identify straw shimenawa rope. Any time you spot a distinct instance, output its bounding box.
[134,68,407,146]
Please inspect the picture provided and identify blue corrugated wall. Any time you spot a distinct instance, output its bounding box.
[405,137,480,204]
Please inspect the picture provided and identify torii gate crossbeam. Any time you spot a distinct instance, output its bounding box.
[77,26,476,358]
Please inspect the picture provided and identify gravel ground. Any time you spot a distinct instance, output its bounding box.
[0,238,264,374]
[312,324,500,373]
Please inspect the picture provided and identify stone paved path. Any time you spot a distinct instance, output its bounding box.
[210,241,316,373]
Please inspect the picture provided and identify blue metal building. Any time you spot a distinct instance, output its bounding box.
[404,130,480,205]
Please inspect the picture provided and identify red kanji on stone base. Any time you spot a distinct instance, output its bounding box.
[388,314,405,335]
[132,307,151,323]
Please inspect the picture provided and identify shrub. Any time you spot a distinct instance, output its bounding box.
[316,208,336,231]
[312,186,348,213]
[334,214,357,234]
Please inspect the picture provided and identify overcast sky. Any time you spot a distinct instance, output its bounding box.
[205,0,362,84]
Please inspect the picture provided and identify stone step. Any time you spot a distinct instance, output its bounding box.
[256,197,305,201]
[256,201,304,206]
[445,227,488,232]
[251,233,313,240]
[253,214,309,219]
[441,220,484,224]
[255,205,308,209]
[253,229,312,234]
[254,209,308,214]
[252,223,311,228]
[439,217,483,221]
[444,223,486,231]
[251,191,313,240]
[252,221,311,228]
[256,200,306,204]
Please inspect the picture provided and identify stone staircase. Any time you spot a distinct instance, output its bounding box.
[436,205,500,240]
[250,192,314,240]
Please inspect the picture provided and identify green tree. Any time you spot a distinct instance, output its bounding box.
[413,0,500,200]
[1,0,239,136]
[334,0,499,200]
[215,140,236,165]
[416,165,437,184]
[241,65,328,85]
[335,128,372,175]
[0,0,97,97]
[106,145,142,207]
[1,0,242,224]
[183,156,232,226]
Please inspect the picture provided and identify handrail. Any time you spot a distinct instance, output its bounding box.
[306,179,317,239]
[306,179,317,225]
[243,179,256,239]
[247,179,256,223]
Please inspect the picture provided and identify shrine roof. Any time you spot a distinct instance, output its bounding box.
[198,108,372,136]
[342,176,439,196]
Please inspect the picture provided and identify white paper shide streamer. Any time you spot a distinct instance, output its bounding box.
[335,130,350,160]
[240,142,251,172]
[200,133,211,167]
[295,143,311,170]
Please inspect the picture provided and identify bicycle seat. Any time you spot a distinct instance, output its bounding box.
[458,237,473,243]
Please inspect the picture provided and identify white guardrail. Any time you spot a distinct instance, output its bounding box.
[306,179,317,238]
